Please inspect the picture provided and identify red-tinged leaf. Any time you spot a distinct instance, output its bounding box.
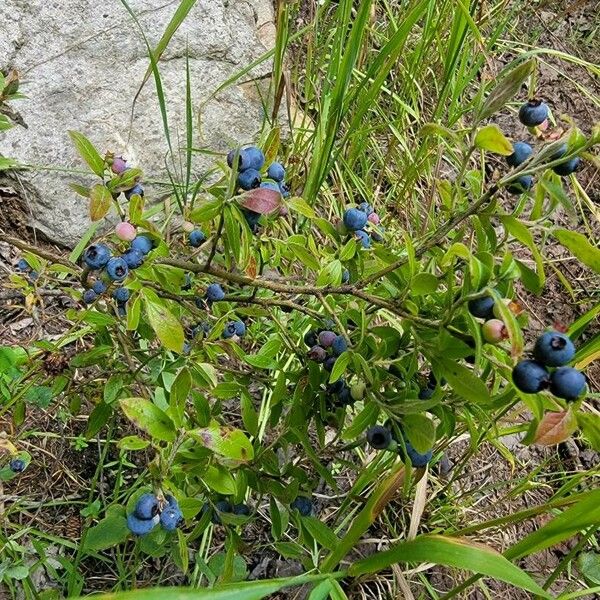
[533,410,577,446]
[89,184,113,221]
[241,188,281,215]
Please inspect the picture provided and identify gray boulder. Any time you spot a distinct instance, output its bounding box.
[0,0,277,247]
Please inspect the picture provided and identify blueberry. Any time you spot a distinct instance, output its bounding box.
[506,142,533,167]
[182,342,191,355]
[551,143,568,161]
[512,360,550,394]
[418,387,434,400]
[105,257,129,281]
[127,513,157,536]
[29,271,39,282]
[223,322,237,339]
[160,506,184,531]
[318,331,337,348]
[343,208,368,231]
[233,503,251,516]
[124,184,144,200]
[206,283,225,302]
[189,229,206,247]
[533,331,575,367]
[336,384,354,406]
[113,287,130,303]
[278,182,290,198]
[16,258,30,272]
[83,289,98,304]
[242,208,261,228]
[83,243,112,270]
[182,273,193,291]
[117,303,127,317]
[122,248,145,269]
[327,379,346,395]
[550,367,586,401]
[304,330,318,347]
[267,162,285,182]
[260,181,280,193]
[131,235,154,255]
[404,441,433,468]
[92,280,107,294]
[323,356,337,372]
[165,494,179,509]
[233,320,246,336]
[369,227,384,243]
[518,100,549,127]
[9,458,25,473]
[240,146,265,171]
[227,149,242,169]
[290,497,312,517]
[308,345,327,362]
[134,493,159,520]
[366,425,392,450]
[342,269,350,284]
[212,500,233,524]
[238,168,261,190]
[468,296,495,319]
[192,322,211,337]
[507,175,534,194]
[357,202,374,215]
[331,335,347,356]
[553,157,580,177]
[355,230,371,248]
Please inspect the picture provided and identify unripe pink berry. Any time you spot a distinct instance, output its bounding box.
[111,157,127,175]
[538,119,549,132]
[367,212,380,225]
[116,222,137,241]
[482,319,508,344]
[279,205,289,217]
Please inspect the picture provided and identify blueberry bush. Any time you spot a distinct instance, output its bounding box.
[1,1,599,599]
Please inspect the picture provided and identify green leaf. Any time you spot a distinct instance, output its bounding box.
[433,358,491,404]
[24,385,53,408]
[474,125,513,155]
[202,465,236,495]
[189,199,223,223]
[348,535,550,597]
[120,397,176,442]
[190,424,254,464]
[68,130,105,177]
[89,184,113,221]
[578,552,600,585]
[118,436,150,451]
[402,414,435,453]
[170,368,191,427]
[577,413,600,451]
[302,517,340,550]
[86,402,113,439]
[342,402,379,441]
[410,273,438,295]
[553,229,600,274]
[288,198,316,218]
[142,290,184,353]
[84,515,129,551]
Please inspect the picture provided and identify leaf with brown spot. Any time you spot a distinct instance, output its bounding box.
[533,409,577,446]
[89,184,113,221]
[190,423,254,466]
[241,188,281,215]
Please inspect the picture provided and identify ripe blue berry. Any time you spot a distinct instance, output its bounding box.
[105,257,128,281]
[124,184,144,200]
[240,146,265,171]
[113,287,130,303]
[83,289,98,304]
[507,175,534,194]
[223,322,237,339]
[134,493,159,520]
[304,330,318,347]
[551,143,567,161]
[357,201,374,215]
[16,258,30,272]
[468,296,495,319]
[92,280,107,294]
[331,335,348,356]
[122,248,145,269]
[506,142,533,167]
[117,303,127,317]
[189,229,206,247]
[206,283,225,302]
[518,100,549,127]
[553,157,580,177]
[131,235,154,255]
[369,227,384,242]
[308,345,327,362]
[9,458,25,473]
[318,331,337,348]
[238,168,261,190]
[160,506,184,531]
[290,496,312,517]
[192,322,211,337]
[418,387,434,400]
[323,356,337,372]
[260,181,280,192]
[404,441,433,467]
[233,503,251,516]
[233,320,246,336]
[355,230,371,248]
[550,367,586,401]
[83,243,112,269]
[343,208,368,231]
[267,162,285,182]
[127,513,158,536]
[212,500,233,524]
[278,182,290,198]
[533,332,575,367]
[366,425,392,450]
[336,383,354,406]
[512,360,550,394]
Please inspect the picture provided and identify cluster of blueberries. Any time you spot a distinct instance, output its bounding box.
[366,422,433,468]
[15,259,38,282]
[227,145,290,233]
[506,100,582,194]
[342,202,384,249]
[467,295,513,345]
[126,492,184,536]
[513,331,586,401]
[81,234,154,311]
